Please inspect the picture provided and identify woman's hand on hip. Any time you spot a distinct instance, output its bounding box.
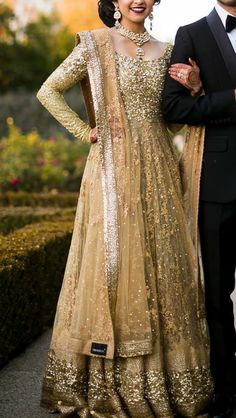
[89,127,98,143]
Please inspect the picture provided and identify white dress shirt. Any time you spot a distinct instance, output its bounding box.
[215,3,236,53]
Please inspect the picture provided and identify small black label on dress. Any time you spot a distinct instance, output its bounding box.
[91,342,107,356]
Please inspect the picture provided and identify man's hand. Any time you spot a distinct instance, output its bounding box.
[169,58,203,96]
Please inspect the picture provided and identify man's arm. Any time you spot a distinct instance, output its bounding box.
[162,26,236,126]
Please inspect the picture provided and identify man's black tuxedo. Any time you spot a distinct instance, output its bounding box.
[162,9,236,202]
[162,8,236,397]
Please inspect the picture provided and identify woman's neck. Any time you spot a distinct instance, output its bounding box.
[120,18,146,33]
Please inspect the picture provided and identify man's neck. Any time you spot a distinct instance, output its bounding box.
[217,2,236,17]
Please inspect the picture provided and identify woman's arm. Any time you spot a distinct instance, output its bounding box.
[37,43,92,143]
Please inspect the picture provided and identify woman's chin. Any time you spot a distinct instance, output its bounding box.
[124,15,148,25]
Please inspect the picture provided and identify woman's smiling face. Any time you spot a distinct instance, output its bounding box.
[114,0,155,26]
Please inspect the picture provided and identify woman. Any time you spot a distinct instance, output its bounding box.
[37,1,213,416]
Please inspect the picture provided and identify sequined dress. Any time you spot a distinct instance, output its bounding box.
[37,29,213,418]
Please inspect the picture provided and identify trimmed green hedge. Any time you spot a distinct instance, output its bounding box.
[0,220,73,367]
[0,191,78,207]
[0,206,75,235]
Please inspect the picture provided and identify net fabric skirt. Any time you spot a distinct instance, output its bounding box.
[41,121,213,417]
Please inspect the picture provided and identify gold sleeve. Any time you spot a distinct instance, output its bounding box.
[37,44,91,143]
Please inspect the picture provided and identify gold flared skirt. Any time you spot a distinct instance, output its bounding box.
[41,121,213,417]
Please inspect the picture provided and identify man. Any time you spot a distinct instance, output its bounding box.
[162,1,236,417]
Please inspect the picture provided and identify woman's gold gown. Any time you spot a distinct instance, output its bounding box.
[37,31,213,417]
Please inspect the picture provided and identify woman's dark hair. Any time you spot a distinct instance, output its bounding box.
[98,0,161,28]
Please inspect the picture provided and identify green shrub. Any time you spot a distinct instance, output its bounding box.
[0,220,73,367]
[0,120,89,192]
[0,206,75,235]
[0,191,78,207]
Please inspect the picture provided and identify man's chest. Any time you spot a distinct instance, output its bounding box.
[190,34,235,92]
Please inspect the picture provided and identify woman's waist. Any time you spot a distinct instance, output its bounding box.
[126,118,169,134]
[125,110,162,124]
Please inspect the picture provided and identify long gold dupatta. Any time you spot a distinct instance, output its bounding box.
[79,30,120,312]
[179,126,207,321]
[180,126,205,250]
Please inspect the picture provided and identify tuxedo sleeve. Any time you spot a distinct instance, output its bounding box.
[161,26,236,126]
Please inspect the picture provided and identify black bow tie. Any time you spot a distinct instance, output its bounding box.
[226,14,236,33]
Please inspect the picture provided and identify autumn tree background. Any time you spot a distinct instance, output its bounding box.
[0,0,103,191]
[0,0,104,137]
[1,0,103,92]
[56,0,103,32]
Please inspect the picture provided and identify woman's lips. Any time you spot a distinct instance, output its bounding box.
[130,7,146,14]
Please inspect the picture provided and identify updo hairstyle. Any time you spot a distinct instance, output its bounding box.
[98,0,161,28]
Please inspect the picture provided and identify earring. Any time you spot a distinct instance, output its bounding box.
[149,10,154,31]
[113,5,121,27]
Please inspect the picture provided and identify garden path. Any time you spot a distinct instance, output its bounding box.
[0,329,52,418]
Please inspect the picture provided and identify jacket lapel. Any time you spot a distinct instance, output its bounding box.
[207,8,236,85]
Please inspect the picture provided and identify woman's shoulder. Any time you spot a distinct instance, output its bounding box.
[76,28,109,44]
[151,37,172,49]
[150,38,173,60]
[160,41,173,58]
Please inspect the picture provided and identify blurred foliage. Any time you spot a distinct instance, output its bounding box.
[56,0,103,32]
[0,2,16,43]
[0,3,74,91]
[0,119,90,192]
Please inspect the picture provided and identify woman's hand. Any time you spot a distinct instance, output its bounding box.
[169,58,203,96]
[89,127,98,143]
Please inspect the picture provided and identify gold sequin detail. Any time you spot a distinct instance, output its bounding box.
[116,340,153,357]
[115,45,172,122]
[42,350,213,417]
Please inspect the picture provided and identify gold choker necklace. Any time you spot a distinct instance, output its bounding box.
[115,22,151,61]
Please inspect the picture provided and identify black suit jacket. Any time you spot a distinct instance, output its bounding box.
[162,8,236,202]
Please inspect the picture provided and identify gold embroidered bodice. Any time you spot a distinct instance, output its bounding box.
[37,43,172,142]
[115,46,172,123]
